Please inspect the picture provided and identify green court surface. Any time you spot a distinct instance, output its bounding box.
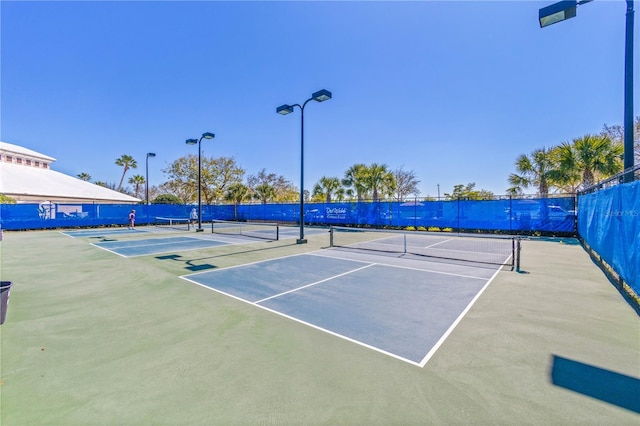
[0,227,638,425]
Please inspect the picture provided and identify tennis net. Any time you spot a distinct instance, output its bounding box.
[211,220,279,241]
[329,226,519,268]
[155,217,191,231]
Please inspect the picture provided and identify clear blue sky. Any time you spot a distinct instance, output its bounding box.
[2,0,638,197]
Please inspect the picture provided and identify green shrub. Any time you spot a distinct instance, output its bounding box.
[0,194,17,204]
[152,194,183,204]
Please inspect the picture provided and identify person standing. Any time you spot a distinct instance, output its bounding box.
[128,209,136,229]
[190,208,198,226]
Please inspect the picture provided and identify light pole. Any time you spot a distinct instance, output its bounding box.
[539,0,634,181]
[145,152,156,205]
[186,132,215,232]
[277,89,332,244]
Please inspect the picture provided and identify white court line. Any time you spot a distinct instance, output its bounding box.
[89,238,227,258]
[415,244,511,257]
[179,273,424,367]
[307,251,489,281]
[254,263,375,304]
[182,252,310,277]
[180,252,506,368]
[89,243,130,258]
[423,238,454,249]
[417,266,503,368]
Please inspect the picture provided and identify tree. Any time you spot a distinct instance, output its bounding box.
[77,172,92,181]
[601,116,640,168]
[506,186,524,197]
[157,181,189,204]
[201,156,245,204]
[553,134,623,191]
[94,181,116,189]
[508,148,556,197]
[152,194,183,204]
[162,154,244,205]
[147,185,162,203]
[225,182,250,218]
[444,183,494,200]
[342,163,369,201]
[162,155,198,203]
[0,194,17,204]
[115,155,137,191]
[128,175,146,199]
[247,169,297,202]
[253,183,276,204]
[393,166,420,201]
[365,163,396,202]
[312,176,342,203]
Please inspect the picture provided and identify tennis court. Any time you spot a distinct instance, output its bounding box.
[182,249,503,366]
[92,236,229,257]
[84,222,329,257]
[62,228,147,238]
[2,227,639,425]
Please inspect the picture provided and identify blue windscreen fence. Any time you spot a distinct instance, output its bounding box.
[578,180,639,297]
[0,197,576,233]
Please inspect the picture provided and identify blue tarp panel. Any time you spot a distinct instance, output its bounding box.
[0,197,576,234]
[578,181,639,295]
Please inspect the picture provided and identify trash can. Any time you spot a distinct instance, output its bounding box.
[0,281,12,325]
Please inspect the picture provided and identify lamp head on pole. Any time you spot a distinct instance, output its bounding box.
[185,139,198,145]
[312,89,332,102]
[202,132,215,140]
[276,104,294,115]
[538,0,594,28]
[147,152,156,158]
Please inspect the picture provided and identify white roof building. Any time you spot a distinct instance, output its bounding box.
[0,141,140,204]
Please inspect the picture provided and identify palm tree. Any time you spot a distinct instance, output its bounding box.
[554,134,623,191]
[128,174,146,199]
[115,155,137,191]
[253,183,276,204]
[508,148,556,197]
[506,186,524,197]
[365,163,396,202]
[548,145,581,194]
[94,181,115,189]
[312,176,342,203]
[225,182,250,218]
[77,172,92,181]
[342,164,369,201]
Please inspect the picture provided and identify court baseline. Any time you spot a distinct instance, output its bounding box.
[92,236,229,257]
[62,228,147,238]
[182,252,500,366]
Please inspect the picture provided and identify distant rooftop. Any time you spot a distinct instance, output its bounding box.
[0,141,140,204]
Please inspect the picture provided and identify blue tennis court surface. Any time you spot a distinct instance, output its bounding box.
[182,252,498,366]
[62,228,147,238]
[93,236,228,257]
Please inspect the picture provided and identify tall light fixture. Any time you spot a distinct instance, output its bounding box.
[539,0,634,181]
[186,132,215,232]
[277,89,332,244]
[145,152,156,206]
